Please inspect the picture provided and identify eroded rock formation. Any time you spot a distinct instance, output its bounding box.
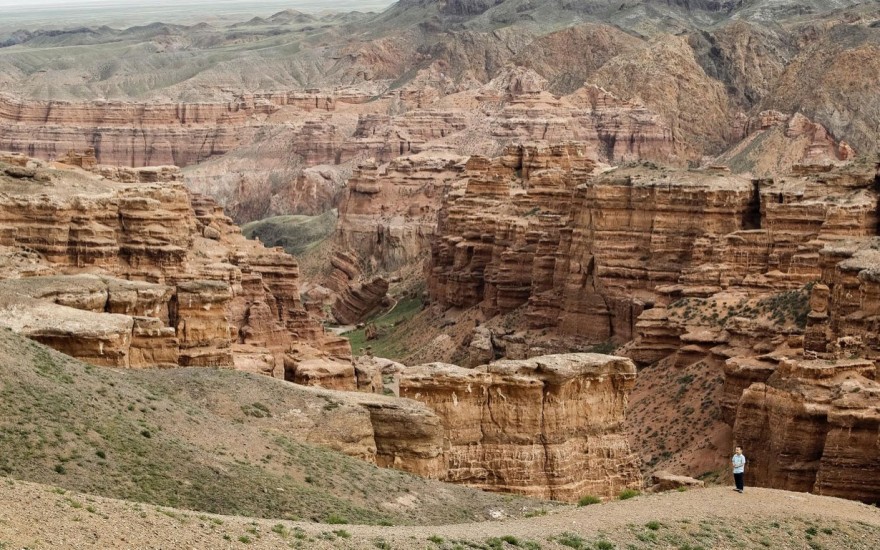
[0,153,349,378]
[397,353,642,500]
[616,161,880,504]
[0,91,372,168]
[733,358,879,503]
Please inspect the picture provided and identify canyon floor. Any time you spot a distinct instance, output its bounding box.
[2,479,879,550]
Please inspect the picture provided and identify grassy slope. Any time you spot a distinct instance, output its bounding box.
[0,328,540,525]
[241,210,338,257]
[343,296,424,358]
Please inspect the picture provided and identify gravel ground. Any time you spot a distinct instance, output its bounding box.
[2,477,879,549]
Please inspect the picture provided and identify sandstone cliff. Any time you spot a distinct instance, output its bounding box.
[617,161,880,504]
[733,358,879,503]
[396,353,643,501]
[0,153,349,379]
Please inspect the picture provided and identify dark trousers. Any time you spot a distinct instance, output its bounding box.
[734,472,744,491]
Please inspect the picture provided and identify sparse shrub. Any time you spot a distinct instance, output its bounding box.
[646,521,661,531]
[326,514,348,525]
[555,532,587,549]
[95,450,106,459]
[588,341,617,354]
[595,541,614,550]
[578,495,601,506]
[618,489,640,500]
[333,529,351,539]
[54,464,66,474]
[140,430,151,438]
[428,535,444,544]
[241,402,272,418]
[238,535,252,543]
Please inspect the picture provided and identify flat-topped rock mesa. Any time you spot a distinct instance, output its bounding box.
[0,153,348,378]
[616,160,880,503]
[0,90,373,169]
[428,146,878,348]
[393,353,642,501]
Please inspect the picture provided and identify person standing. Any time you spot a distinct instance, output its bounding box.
[732,446,746,493]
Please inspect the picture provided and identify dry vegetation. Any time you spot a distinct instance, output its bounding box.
[0,328,543,526]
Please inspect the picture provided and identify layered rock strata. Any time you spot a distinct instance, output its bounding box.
[0,154,349,377]
[397,353,642,501]
[429,147,879,345]
[335,153,467,274]
[0,91,373,168]
[331,277,390,325]
[619,161,880,504]
[733,358,879,503]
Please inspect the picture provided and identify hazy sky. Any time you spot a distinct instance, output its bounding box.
[0,0,392,8]
[0,0,395,30]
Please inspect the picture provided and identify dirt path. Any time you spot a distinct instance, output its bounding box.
[0,479,880,550]
[2,478,879,549]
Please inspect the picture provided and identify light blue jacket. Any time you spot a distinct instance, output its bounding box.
[732,453,746,474]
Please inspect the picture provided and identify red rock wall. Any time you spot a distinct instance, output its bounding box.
[732,358,879,503]
[0,156,347,374]
[398,353,642,501]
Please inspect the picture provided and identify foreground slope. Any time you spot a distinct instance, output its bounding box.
[1,479,878,549]
[0,328,541,526]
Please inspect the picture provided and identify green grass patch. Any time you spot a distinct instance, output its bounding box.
[241,210,337,257]
[343,296,423,358]
[577,495,601,506]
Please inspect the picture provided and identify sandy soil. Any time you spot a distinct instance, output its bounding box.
[2,478,879,549]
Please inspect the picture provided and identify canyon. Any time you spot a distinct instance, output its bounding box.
[1,0,879,513]
[2,0,877,226]
[408,143,880,503]
[0,151,349,379]
[0,151,642,502]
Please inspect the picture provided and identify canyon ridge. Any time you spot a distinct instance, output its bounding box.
[1,1,879,546]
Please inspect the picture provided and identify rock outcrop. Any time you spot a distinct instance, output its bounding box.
[335,153,468,274]
[428,144,751,342]
[0,91,374,168]
[733,358,879,503]
[0,154,350,379]
[397,353,642,501]
[429,147,878,348]
[615,160,880,504]
[331,277,390,325]
[723,111,857,175]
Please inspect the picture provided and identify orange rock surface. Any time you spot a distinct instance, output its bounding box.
[398,353,642,501]
[0,153,349,379]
